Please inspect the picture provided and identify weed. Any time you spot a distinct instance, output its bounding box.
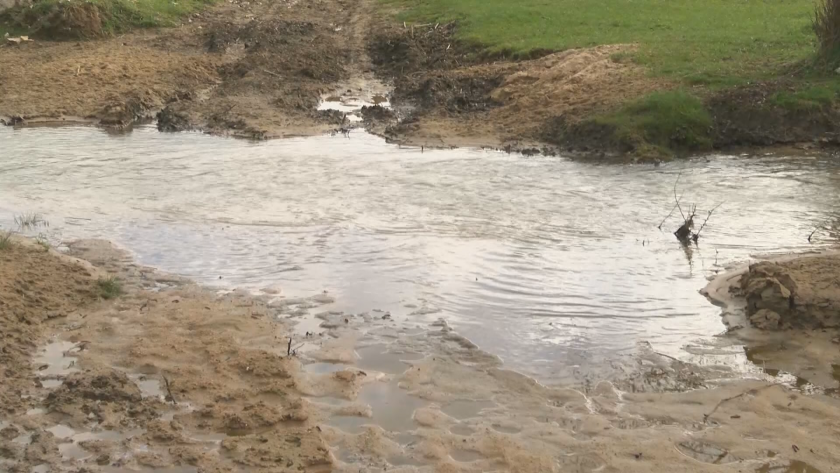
[14,213,48,231]
[814,0,840,61]
[96,276,123,300]
[0,230,13,250]
[590,90,713,155]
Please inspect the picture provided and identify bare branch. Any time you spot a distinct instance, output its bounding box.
[673,172,686,221]
[659,190,685,229]
[692,202,724,242]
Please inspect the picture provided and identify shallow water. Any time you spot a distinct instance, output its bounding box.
[2,125,839,383]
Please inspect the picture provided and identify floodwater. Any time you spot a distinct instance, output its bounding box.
[2,125,839,384]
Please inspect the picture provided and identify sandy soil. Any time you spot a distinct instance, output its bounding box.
[703,252,840,395]
[1,237,839,473]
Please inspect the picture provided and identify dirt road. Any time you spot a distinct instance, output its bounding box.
[0,0,385,138]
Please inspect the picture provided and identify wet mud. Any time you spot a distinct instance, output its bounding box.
[2,237,840,472]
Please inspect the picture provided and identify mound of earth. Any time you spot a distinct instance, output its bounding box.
[738,256,840,330]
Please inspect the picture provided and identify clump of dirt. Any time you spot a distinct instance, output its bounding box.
[738,257,840,330]
[0,239,97,416]
[709,82,840,149]
[3,2,105,40]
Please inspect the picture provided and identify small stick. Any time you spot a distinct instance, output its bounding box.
[808,227,818,243]
[162,375,177,405]
[703,385,774,423]
[692,202,724,242]
[287,337,293,356]
[673,172,686,221]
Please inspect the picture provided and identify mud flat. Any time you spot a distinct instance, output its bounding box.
[0,236,838,472]
[703,251,840,394]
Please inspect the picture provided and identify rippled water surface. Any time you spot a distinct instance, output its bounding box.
[2,126,838,383]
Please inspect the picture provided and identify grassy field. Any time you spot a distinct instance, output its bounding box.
[383,0,818,87]
[384,0,839,156]
[1,0,215,38]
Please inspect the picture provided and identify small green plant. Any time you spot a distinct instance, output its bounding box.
[96,276,123,300]
[0,230,13,250]
[14,212,48,231]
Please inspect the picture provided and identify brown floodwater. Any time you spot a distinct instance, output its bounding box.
[2,125,839,384]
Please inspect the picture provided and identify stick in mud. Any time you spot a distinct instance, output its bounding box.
[287,337,292,356]
[162,375,177,405]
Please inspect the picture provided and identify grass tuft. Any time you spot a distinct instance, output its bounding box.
[814,0,840,62]
[772,83,840,110]
[0,231,14,251]
[14,213,48,230]
[590,90,713,155]
[96,276,123,300]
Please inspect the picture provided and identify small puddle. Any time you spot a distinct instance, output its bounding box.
[327,381,426,433]
[304,362,348,374]
[34,341,79,387]
[491,424,521,434]
[356,345,412,375]
[47,424,76,439]
[676,440,737,464]
[441,400,495,420]
[756,460,823,473]
[449,424,474,436]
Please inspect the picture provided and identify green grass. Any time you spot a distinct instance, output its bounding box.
[383,0,818,86]
[96,276,123,299]
[772,82,840,110]
[588,90,713,156]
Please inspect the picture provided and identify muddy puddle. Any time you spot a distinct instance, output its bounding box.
[2,125,840,389]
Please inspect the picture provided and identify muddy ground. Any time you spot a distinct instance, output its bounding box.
[1,236,839,472]
[4,0,838,155]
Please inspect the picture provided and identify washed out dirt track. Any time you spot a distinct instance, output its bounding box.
[0,0,664,147]
[0,0,377,138]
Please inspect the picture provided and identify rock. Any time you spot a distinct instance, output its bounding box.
[750,309,781,330]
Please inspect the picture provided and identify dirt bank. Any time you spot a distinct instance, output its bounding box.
[2,237,839,472]
[704,252,840,394]
[5,0,838,156]
[0,0,378,138]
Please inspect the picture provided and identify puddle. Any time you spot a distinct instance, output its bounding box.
[32,465,49,473]
[309,396,347,406]
[449,424,474,436]
[59,442,93,460]
[26,408,45,416]
[756,460,823,473]
[491,424,521,434]
[676,440,737,464]
[356,345,412,375]
[131,375,165,399]
[304,362,348,374]
[47,424,76,439]
[34,341,79,386]
[450,449,485,463]
[441,400,496,420]
[327,381,426,433]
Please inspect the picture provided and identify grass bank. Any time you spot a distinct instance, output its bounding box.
[382,0,840,157]
[1,0,215,39]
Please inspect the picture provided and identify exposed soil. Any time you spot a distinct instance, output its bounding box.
[3,0,839,155]
[703,252,840,394]
[2,237,840,472]
[0,0,377,138]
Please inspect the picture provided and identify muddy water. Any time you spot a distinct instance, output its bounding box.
[2,125,839,383]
